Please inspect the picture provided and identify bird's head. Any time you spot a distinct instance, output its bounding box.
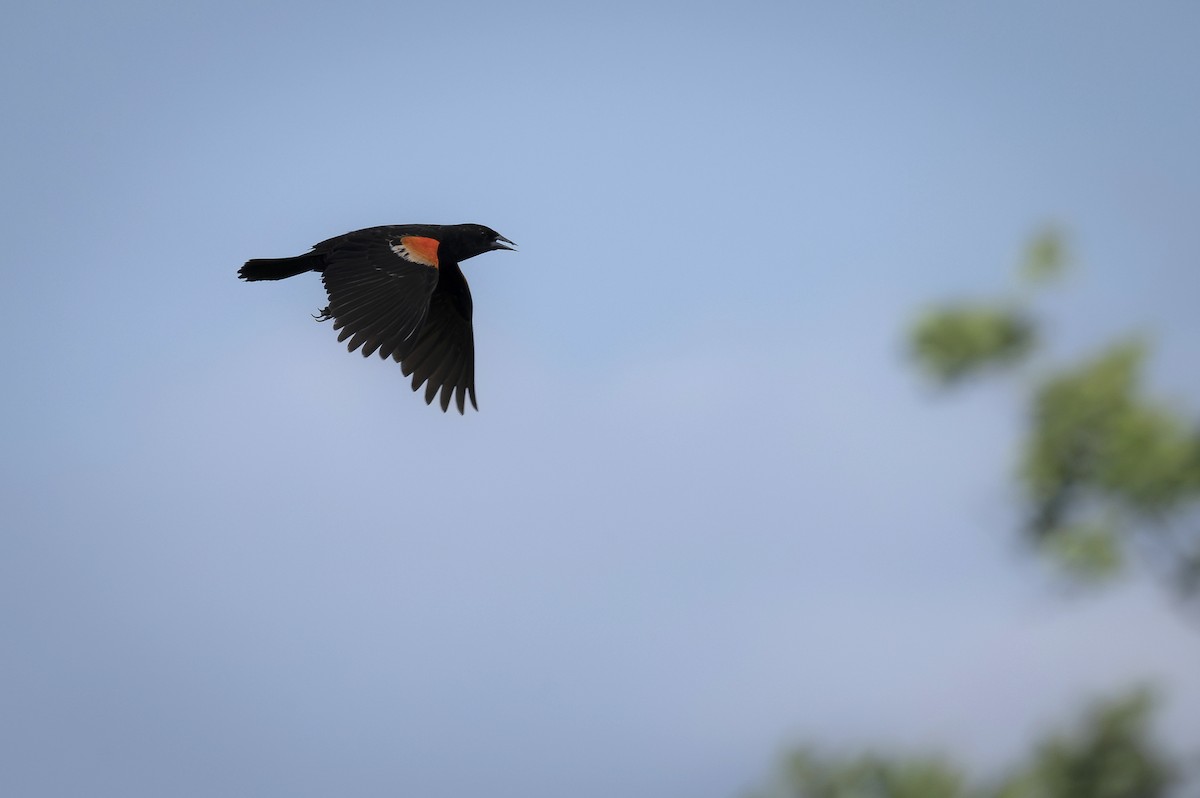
[442,223,517,262]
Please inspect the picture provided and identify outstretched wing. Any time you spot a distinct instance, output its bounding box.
[319,231,477,413]
[396,261,476,414]
[319,231,441,361]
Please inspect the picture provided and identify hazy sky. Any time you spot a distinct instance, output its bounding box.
[3,2,1199,796]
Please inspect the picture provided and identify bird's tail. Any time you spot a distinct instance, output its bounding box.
[238,252,324,281]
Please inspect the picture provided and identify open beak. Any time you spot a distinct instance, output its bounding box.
[491,234,517,252]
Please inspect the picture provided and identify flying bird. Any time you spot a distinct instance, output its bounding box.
[239,223,515,413]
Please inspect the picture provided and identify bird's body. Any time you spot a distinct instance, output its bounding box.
[239,223,515,413]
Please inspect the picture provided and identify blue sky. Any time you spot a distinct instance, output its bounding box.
[3,2,1199,796]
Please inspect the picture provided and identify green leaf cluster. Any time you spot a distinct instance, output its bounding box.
[909,228,1067,383]
[750,691,1177,798]
[1020,228,1069,285]
[769,751,968,798]
[1024,342,1200,559]
[994,690,1174,798]
[911,306,1035,383]
[907,231,1200,592]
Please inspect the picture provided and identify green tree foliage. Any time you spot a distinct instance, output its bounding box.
[993,690,1175,798]
[758,751,971,798]
[908,230,1200,595]
[748,230,1197,798]
[910,306,1035,384]
[748,691,1177,798]
[910,227,1065,385]
[1020,227,1069,285]
[1023,342,1200,587]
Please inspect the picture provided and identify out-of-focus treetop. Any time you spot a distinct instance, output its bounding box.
[908,229,1200,598]
[748,689,1177,798]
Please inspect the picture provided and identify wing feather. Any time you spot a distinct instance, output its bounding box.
[318,233,478,412]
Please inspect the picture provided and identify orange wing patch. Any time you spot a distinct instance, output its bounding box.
[390,235,440,269]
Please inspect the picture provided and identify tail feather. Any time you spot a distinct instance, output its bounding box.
[238,252,324,281]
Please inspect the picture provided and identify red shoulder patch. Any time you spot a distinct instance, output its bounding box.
[390,235,440,269]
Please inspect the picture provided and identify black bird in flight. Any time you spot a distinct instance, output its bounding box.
[239,223,516,413]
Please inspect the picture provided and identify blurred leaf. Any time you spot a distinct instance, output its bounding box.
[910,305,1036,383]
[1097,404,1200,513]
[1022,341,1144,534]
[1041,520,1124,582]
[1020,228,1068,285]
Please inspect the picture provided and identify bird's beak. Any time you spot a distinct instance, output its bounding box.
[491,234,517,252]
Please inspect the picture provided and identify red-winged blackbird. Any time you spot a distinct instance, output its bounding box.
[239,223,515,413]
